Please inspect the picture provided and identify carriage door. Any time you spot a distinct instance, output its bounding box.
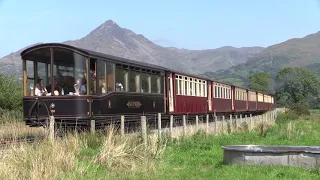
[168,73,174,112]
[208,82,212,111]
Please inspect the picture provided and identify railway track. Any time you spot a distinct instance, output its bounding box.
[0,136,42,150]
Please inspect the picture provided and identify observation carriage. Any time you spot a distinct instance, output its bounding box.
[21,43,275,127]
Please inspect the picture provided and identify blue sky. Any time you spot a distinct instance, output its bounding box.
[1,0,320,57]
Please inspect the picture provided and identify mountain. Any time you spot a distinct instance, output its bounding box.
[203,31,320,87]
[0,20,263,77]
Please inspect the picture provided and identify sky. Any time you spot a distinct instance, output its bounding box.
[0,0,320,57]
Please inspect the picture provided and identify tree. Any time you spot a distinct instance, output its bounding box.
[275,67,320,108]
[248,72,272,93]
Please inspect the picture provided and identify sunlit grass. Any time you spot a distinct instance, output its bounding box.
[0,110,319,179]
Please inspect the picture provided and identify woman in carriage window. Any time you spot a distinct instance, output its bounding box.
[34,79,47,96]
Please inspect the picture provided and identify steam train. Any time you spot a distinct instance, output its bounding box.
[21,43,274,127]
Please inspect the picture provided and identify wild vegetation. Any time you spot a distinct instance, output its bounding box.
[0,110,319,179]
[1,63,320,179]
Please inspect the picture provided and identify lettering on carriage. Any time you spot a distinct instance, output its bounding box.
[126,101,142,108]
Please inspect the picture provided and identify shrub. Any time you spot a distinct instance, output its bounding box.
[0,73,23,111]
[288,102,310,116]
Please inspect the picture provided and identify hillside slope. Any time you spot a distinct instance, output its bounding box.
[203,31,320,87]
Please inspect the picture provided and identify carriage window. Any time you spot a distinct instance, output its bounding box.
[199,81,202,96]
[97,60,106,94]
[221,87,224,98]
[189,78,194,96]
[194,79,198,96]
[37,62,48,86]
[115,67,128,91]
[179,77,183,95]
[160,76,164,94]
[106,62,115,92]
[151,74,160,93]
[214,86,217,98]
[141,73,150,93]
[226,89,229,99]
[184,77,188,95]
[129,71,140,92]
[25,60,35,96]
[176,77,179,95]
[226,88,228,99]
[203,81,207,97]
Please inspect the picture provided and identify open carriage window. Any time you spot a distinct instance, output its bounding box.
[115,65,128,91]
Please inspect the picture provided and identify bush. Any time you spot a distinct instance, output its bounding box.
[0,73,23,111]
[288,102,310,116]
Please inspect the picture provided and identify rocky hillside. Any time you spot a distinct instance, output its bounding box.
[203,31,320,87]
[0,20,263,77]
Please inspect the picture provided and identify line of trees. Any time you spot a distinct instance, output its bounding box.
[248,67,320,114]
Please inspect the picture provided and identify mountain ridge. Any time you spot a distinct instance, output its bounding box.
[203,31,320,87]
[0,20,264,77]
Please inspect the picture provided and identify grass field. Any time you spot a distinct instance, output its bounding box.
[1,111,320,179]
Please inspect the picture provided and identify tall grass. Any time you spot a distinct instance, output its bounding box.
[0,125,167,180]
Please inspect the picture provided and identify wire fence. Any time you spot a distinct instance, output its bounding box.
[49,110,277,138]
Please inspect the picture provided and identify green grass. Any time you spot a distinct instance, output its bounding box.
[68,112,320,180]
[147,114,320,180]
[1,111,320,179]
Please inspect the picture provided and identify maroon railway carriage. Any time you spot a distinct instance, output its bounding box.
[212,82,233,113]
[257,92,265,111]
[234,87,248,112]
[248,90,257,111]
[167,73,209,115]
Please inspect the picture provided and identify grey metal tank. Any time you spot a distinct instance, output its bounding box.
[222,145,320,169]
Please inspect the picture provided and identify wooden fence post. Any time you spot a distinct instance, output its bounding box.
[229,114,233,133]
[214,116,218,135]
[206,114,209,134]
[90,119,95,134]
[235,115,238,132]
[183,115,186,136]
[49,116,55,142]
[244,114,248,130]
[120,115,125,137]
[249,114,252,131]
[141,116,147,147]
[170,115,173,138]
[196,115,199,131]
[158,113,162,139]
[222,115,225,134]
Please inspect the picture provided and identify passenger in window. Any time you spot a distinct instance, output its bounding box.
[79,78,87,95]
[116,82,124,91]
[99,78,106,94]
[54,79,62,95]
[74,78,86,95]
[34,79,47,96]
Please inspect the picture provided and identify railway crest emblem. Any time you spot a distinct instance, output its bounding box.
[127,101,142,108]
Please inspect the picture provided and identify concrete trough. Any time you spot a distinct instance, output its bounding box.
[222,145,320,169]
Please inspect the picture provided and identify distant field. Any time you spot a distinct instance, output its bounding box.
[1,111,320,179]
